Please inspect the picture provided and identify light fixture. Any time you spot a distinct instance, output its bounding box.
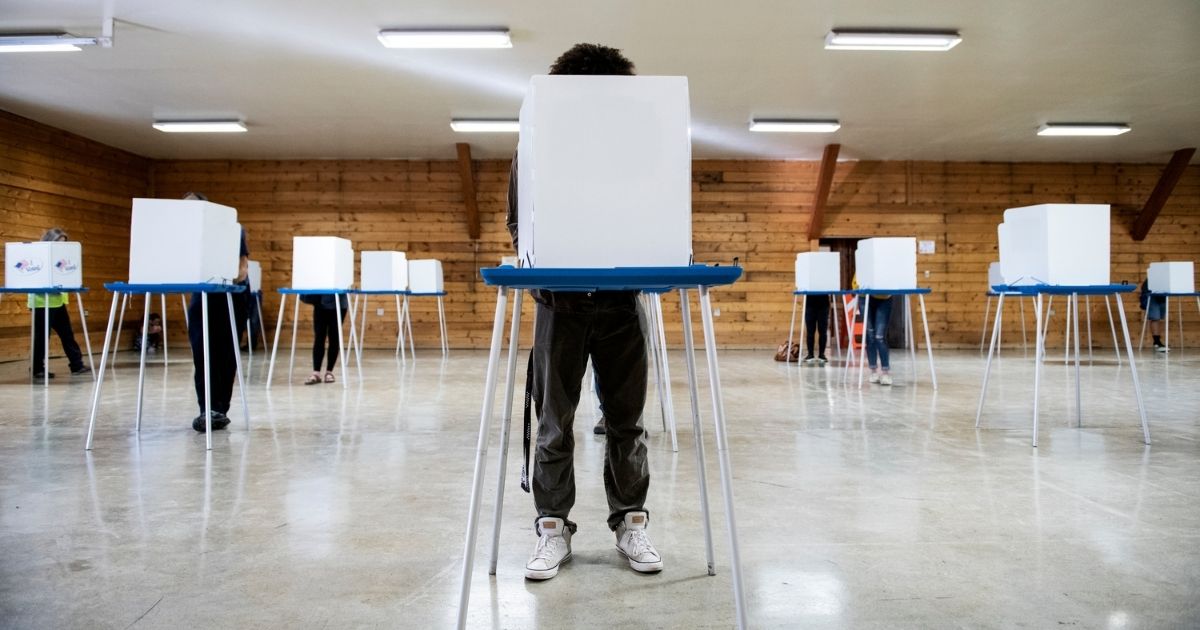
[1037,123,1131,137]
[749,119,841,133]
[0,33,99,53]
[824,29,961,52]
[450,119,519,133]
[153,120,247,133]
[378,29,511,49]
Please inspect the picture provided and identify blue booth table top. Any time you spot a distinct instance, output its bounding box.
[793,289,855,296]
[1154,291,1200,297]
[407,291,448,297]
[853,288,932,296]
[0,286,89,294]
[480,265,742,291]
[993,284,1136,296]
[106,282,246,294]
[279,288,349,295]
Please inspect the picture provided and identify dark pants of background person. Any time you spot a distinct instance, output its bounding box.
[32,306,85,374]
[187,293,247,415]
[531,290,649,533]
[805,294,830,358]
[312,306,345,372]
[865,296,894,370]
[246,293,263,349]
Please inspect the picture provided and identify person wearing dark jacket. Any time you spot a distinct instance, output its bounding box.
[510,43,661,582]
[183,192,250,432]
[303,293,348,384]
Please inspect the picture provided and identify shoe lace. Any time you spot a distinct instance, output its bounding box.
[625,529,655,558]
[533,534,565,561]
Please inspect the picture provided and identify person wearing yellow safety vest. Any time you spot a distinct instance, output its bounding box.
[30,228,90,379]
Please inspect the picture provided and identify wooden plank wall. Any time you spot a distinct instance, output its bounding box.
[152,158,1200,351]
[3,110,1197,359]
[0,112,149,363]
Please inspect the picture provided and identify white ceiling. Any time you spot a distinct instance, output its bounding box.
[1,0,1198,162]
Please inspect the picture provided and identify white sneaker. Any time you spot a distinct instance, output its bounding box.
[526,517,572,580]
[615,511,663,573]
[880,373,893,386]
[868,372,880,384]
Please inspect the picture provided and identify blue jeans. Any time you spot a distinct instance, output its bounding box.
[865,296,893,370]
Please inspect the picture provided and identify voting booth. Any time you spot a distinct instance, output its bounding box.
[361,251,409,291]
[408,259,444,293]
[5,241,83,289]
[517,75,692,268]
[247,261,263,293]
[292,237,354,289]
[1148,261,1195,294]
[854,237,917,289]
[794,252,840,292]
[129,199,242,284]
[998,204,1110,286]
[988,262,1006,291]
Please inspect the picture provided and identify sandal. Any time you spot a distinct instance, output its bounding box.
[324,371,336,383]
[303,373,322,385]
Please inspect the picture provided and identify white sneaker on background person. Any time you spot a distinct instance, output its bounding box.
[526,517,572,580]
[868,371,880,384]
[615,511,663,573]
[880,373,893,386]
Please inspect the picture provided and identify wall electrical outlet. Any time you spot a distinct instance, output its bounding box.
[924,270,931,278]
[376,308,384,316]
[714,308,721,316]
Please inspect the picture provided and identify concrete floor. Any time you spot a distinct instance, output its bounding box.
[1,344,1198,629]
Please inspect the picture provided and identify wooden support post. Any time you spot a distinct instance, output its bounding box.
[807,143,841,241]
[1131,147,1195,241]
[456,142,481,240]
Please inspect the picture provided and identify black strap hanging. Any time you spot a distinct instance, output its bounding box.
[519,351,534,493]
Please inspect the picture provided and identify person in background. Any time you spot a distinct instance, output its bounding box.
[132,312,163,353]
[853,275,894,385]
[1140,279,1168,352]
[302,293,348,384]
[507,43,661,582]
[29,227,91,379]
[802,293,830,365]
[183,192,250,432]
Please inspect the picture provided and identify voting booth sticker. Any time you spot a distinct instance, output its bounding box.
[55,259,79,273]
[13,259,43,275]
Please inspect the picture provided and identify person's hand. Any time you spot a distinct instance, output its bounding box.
[235,256,249,283]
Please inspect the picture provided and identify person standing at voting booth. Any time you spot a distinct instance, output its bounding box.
[853,275,894,386]
[301,293,348,385]
[29,227,90,379]
[1140,279,1169,352]
[182,192,250,432]
[506,43,662,581]
[802,293,831,364]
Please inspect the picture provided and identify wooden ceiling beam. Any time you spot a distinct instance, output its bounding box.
[456,142,481,240]
[807,143,841,241]
[1131,147,1195,241]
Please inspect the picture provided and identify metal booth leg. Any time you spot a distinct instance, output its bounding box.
[267,294,287,388]
[334,294,348,388]
[1114,295,1151,444]
[202,293,213,451]
[698,285,748,630]
[85,292,121,450]
[456,287,510,630]
[160,294,169,365]
[857,295,871,388]
[134,292,151,430]
[488,289,524,575]
[1105,295,1122,365]
[976,292,1005,427]
[654,293,679,453]
[1072,294,1082,427]
[980,293,993,353]
[918,293,937,390]
[227,293,250,429]
[1032,293,1045,447]
[678,288,717,576]
[76,295,95,376]
[111,292,129,365]
[786,294,798,358]
[288,296,300,382]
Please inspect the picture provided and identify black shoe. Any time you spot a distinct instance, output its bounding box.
[33,372,55,380]
[593,418,606,435]
[192,412,232,432]
[71,365,92,375]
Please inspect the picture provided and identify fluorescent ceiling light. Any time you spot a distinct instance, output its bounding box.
[825,30,961,51]
[450,119,519,133]
[0,34,98,53]
[153,120,247,133]
[1037,123,1131,137]
[749,119,841,133]
[378,29,511,49]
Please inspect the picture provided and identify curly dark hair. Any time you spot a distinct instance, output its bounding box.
[549,43,636,76]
